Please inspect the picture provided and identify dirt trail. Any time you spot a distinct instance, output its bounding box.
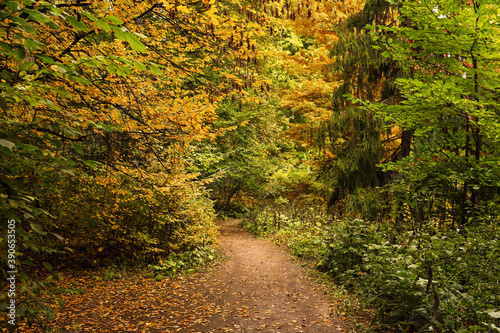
[186,219,347,332]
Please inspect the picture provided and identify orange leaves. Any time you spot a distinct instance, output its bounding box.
[1,0,240,144]
[268,0,365,158]
[285,0,362,42]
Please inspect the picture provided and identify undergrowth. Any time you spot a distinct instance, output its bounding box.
[148,246,221,279]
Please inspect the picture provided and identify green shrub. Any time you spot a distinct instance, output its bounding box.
[242,203,330,260]
[320,219,500,332]
[149,247,218,280]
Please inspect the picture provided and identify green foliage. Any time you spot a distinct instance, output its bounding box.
[369,0,500,225]
[320,219,500,332]
[1,273,57,331]
[192,97,290,215]
[0,158,69,330]
[48,173,218,265]
[103,267,123,281]
[312,2,500,326]
[242,203,330,260]
[149,247,219,280]
[245,202,500,332]
[331,0,400,104]
[344,187,388,221]
[317,107,389,215]
[309,0,406,218]
[277,29,306,56]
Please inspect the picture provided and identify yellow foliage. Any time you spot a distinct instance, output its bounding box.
[269,0,363,153]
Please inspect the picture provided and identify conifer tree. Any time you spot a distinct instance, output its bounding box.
[314,0,405,217]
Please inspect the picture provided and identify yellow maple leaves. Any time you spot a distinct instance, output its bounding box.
[271,0,364,153]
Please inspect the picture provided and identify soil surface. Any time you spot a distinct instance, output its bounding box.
[12,220,349,333]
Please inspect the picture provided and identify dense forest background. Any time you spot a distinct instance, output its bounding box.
[1,0,499,331]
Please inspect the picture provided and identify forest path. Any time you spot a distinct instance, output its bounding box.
[187,219,347,332]
[20,220,349,333]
